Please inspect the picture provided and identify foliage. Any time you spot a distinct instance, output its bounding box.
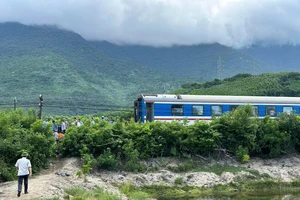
[182,121,221,156]
[255,116,292,158]
[59,104,300,173]
[2,23,300,118]
[236,146,250,164]
[174,177,184,185]
[211,105,258,154]
[97,148,120,170]
[0,22,183,116]
[167,161,196,173]
[122,140,145,172]
[0,108,55,182]
[127,180,300,200]
[76,153,95,182]
[4,102,300,183]
[64,187,121,200]
[119,183,150,200]
[277,112,300,152]
[91,41,270,81]
[173,72,300,97]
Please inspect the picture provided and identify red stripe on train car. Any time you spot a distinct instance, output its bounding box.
[153,118,212,121]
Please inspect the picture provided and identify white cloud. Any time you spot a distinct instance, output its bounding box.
[0,0,300,48]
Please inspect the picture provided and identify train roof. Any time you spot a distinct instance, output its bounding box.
[138,94,300,104]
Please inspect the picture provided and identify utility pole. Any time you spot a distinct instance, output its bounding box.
[14,97,17,110]
[39,94,43,119]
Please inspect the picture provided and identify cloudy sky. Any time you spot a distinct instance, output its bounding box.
[0,0,300,48]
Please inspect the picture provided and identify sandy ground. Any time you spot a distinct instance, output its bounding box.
[0,157,127,200]
[2,154,300,200]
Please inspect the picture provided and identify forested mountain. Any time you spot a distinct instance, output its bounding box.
[172,72,300,97]
[1,22,299,116]
[242,45,300,71]
[0,22,182,115]
[90,41,272,81]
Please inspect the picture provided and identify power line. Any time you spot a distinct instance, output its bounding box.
[0,104,132,111]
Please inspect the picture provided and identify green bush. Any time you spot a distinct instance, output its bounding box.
[236,146,250,163]
[256,117,291,158]
[97,148,120,170]
[0,108,55,182]
[182,121,221,156]
[123,140,144,172]
[174,177,184,185]
[212,105,259,154]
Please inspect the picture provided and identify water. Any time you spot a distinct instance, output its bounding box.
[193,195,300,200]
[158,193,300,200]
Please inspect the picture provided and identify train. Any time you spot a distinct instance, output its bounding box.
[134,94,300,123]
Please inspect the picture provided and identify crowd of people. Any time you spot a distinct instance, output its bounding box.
[42,116,115,144]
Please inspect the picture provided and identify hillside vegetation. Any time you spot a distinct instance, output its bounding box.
[90,41,272,81]
[172,72,300,97]
[243,44,300,72]
[0,22,182,115]
[1,22,299,116]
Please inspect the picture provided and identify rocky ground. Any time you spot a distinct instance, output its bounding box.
[2,154,300,200]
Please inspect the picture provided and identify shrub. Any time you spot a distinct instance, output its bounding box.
[174,177,184,185]
[236,146,250,163]
[0,108,55,181]
[97,148,120,170]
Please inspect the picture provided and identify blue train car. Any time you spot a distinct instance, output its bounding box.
[134,94,300,123]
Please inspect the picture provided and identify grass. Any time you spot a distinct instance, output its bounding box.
[174,177,184,185]
[195,164,262,176]
[119,183,150,200]
[120,180,300,200]
[30,198,59,200]
[64,187,121,200]
[31,180,300,200]
[167,160,268,180]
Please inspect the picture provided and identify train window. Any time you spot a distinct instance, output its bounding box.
[283,106,293,114]
[252,106,258,116]
[172,105,183,116]
[192,105,203,116]
[211,105,222,116]
[230,105,239,111]
[266,106,276,116]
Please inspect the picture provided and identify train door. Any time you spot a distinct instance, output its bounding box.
[146,102,154,122]
[134,100,140,122]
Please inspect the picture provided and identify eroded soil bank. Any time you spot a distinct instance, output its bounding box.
[2,154,300,200]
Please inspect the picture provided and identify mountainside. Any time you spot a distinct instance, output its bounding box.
[2,22,299,116]
[0,22,182,115]
[89,41,272,81]
[172,72,300,96]
[242,45,300,71]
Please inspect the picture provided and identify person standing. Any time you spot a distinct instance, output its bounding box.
[15,152,32,197]
[64,119,69,130]
[61,119,66,134]
[90,117,95,126]
[78,118,83,127]
[52,120,58,132]
[73,117,78,127]
[42,118,49,129]
[109,118,114,124]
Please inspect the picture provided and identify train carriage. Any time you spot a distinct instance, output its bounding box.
[134,94,300,124]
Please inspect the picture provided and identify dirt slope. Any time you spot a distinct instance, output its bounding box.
[0,157,127,200]
[2,154,300,200]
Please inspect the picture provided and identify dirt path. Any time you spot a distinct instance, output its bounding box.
[2,155,300,200]
[0,157,127,200]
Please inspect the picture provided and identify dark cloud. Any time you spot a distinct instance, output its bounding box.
[1,0,300,48]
